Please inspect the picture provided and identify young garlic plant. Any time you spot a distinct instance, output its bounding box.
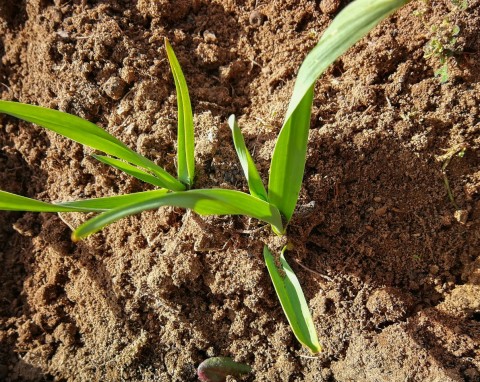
[0,0,409,354]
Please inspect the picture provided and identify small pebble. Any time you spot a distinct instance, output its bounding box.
[120,66,136,84]
[374,206,388,216]
[429,265,439,275]
[203,30,217,43]
[249,11,266,27]
[103,76,127,100]
[320,0,341,14]
[454,209,468,224]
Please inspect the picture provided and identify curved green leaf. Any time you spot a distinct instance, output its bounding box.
[0,189,168,212]
[268,0,409,223]
[92,154,167,187]
[165,39,195,187]
[72,189,283,240]
[0,190,93,212]
[285,0,410,121]
[268,87,313,222]
[264,245,321,354]
[58,190,169,211]
[228,115,267,201]
[0,100,184,191]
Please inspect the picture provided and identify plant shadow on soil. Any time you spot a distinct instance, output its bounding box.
[1,124,479,380]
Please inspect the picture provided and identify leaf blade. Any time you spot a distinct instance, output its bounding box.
[228,115,268,201]
[0,189,169,213]
[285,0,410,121]
[268,86,313,222]
[0,190,93,212]
[268,0,409,224]
[165,39,195,187]
[72,189,284,240]
[58,190,169,211]
[0,100,184,191]
[264,245,321,354]
[92,155,167,187]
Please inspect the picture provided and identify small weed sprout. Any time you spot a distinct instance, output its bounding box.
[416,0,467,83]
[437,145,467,210]
[424,20,461,83]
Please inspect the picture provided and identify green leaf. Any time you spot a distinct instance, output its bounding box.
[228,115,268,201]
[0,100,185,191]
[285,0,409,122]
[264,245,321,354]
[92,154,167,187]
[72,189,284,240]
[0,190,93,212]
[268,86,313,222]
[165,38,195,187]
[435,63,449,83]
[0,189,169,212]
[268,0,409,223]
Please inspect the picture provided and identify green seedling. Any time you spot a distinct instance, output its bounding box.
[197,357,251,382]
[0,40,284,237]
[424,20,461,83]
[0,0,408,354]
[419,0,467,83]
[437,145,467,209]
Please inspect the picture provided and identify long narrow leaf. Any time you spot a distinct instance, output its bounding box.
[268,0,409,223]
[228,115,268,201]
[264,245,321,354]
[59,190,169,211]
[93,155,167,187]
[165,39,195,187]
[268,87,313,222]
[0,190,95,212]
[285,0,409,121]
[0,189,168,212]
[72,189,283,240]
[0,101,185,191]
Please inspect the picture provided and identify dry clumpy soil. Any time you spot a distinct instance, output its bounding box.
[0,0,479,381]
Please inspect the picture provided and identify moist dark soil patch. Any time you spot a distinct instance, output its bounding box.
[0,0,479,381]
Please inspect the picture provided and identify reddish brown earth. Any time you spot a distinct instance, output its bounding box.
[0,0,479,381]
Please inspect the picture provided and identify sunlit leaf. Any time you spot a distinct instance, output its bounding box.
[0,189,168,212]
[228,115,267,201]
[93,154,167,187]
[72,188,283,240]
[268,87,313,222]
[264,245,321,354]
[269,0,409,224]
[165,38,195,187]
[0,100,184,191]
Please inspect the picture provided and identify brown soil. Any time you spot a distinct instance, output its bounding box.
[1,0,479,381]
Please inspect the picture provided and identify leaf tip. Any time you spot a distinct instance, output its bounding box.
[71,232,80,242]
